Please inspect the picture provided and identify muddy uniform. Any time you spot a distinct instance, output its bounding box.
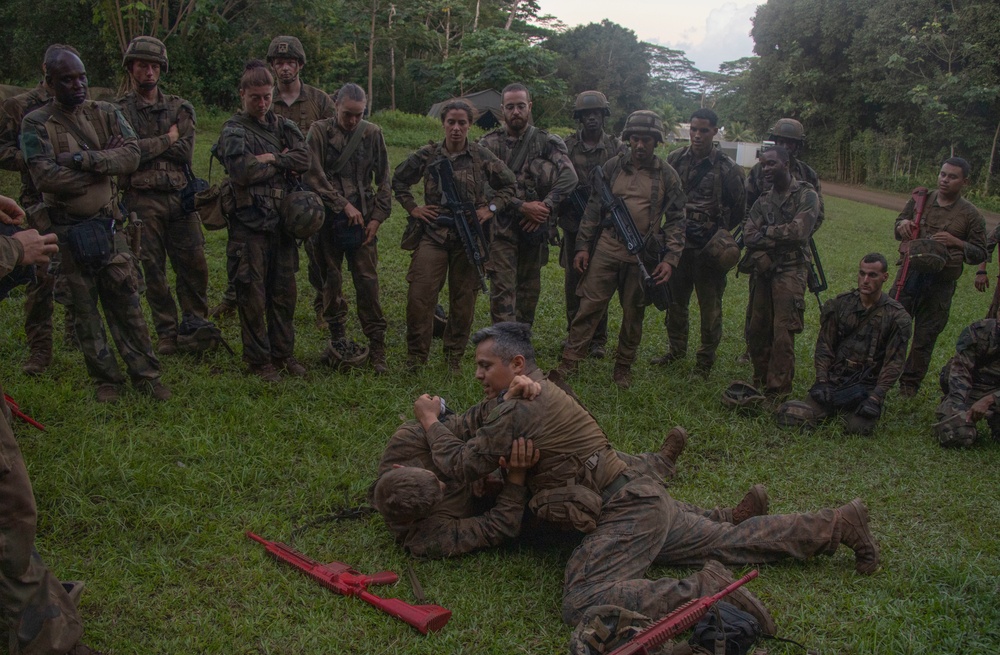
[937,319,1000,436]
[425,369,854,625]
[893,191,987,392]
[304,118,390,352]
[21,100,163,388]
[561,154,686,369]
[118,90,209,343]
[743,180,819,396]
[479,126,578,325]
[664,145,746,371]
[217,111,309,368]
[392,142,516,365]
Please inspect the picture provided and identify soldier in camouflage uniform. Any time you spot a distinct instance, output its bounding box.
[557,111,686,388]
[117,36,210,356]
[0,195,102,655]
[304,83,391,373]
[972,223,1000,318]
[21,49,169,403]
[936,318,1000,446]
[0,45,77,375]
[777,253,911,435]
[650,108,746,375]
[893,157,987,397]
[217,60,310,381]
[392,99,517,371]
[418,322,879,627]
[479,83,578,325]
[742,146,820,398]
[558,91,627,358]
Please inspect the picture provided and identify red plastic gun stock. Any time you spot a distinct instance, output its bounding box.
[246,531,451,634]
[4,394,45,431]
[608,569,760,655]
[894,186,930,301]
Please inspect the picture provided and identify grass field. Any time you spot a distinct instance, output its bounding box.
[1,111,998,654]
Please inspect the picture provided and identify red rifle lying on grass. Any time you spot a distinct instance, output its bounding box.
[246,531,451,634]
[608,569,759,655]
[4,394,45,431]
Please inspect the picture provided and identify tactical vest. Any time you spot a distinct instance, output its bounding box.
[39,103,116,220]
[118,92,188,192]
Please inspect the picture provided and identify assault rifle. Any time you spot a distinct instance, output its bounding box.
[429,157,491,293]
[564,183,591,222]
[733,222,828,309]
[591,167,670,310]
[609,569,759,655]
[246,531,452,634]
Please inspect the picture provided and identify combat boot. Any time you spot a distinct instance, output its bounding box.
[209,298,236,320]
[369,343,387,375]
[588,342,606,359]
[22,349,52,376]
[650,351,683,366]
[446,354,462,375]
[136,379,172,401]
[274,357,307,378]
[156,335,177,356]
[837,498,880,574]
[659,426,688,464]
[95,383,121,404]
[552,358,578,380]
[699,560,776,635]
[612,363,632,389]
[249,362,282,383]
[732,484,769,524]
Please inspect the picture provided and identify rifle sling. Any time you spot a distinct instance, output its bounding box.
[234,114,285,151]
[328,120,370,176]
[507,125,537,175]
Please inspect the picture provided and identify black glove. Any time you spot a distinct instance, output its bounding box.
[856,396,882,419]
[809,381,833,406]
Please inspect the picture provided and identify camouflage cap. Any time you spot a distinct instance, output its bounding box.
[573,91,611,119]
[622,110,664,143]
[933,412,978,448]
[280,189,324,239]
[267,36,306,65]
[122,36,168,73]
[768,118,805,142]
[569,605,652,655]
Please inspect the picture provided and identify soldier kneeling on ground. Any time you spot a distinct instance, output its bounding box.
[934,317,1000,447]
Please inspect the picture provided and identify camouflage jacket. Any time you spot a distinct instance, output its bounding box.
[667,145,746,247]
[304,118,391,224]
[746,155,824,229]
[21,100,140,222]
[577,153,687,268]
[0,235,24,278]
[271,82,335,135]
[815,290,912,401]
[479,125,578,238]
[558,130,627,231]
[939,319,1000,412]
[391,140,516,248]
[894,190,986,280]
[744,179,819,269]
[116,89,195,193]
[217,110,309,232]
[0,83,50,205]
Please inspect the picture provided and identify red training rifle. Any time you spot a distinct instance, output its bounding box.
[894,186,930,301]
[246,531,451,634]
[608,569,759,655]
[4,394,45,431]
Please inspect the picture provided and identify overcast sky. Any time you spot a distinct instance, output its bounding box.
[537,0,767,73]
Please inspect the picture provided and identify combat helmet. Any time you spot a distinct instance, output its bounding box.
[280,189,324,239]
[569,605,651,655]
[768,118,805,142]
[573,90,611,120]
[776,399,818,429]
[932,412,978,448]
[621,110,664,144]
[122,36,168,73]
[721,381,765,408]
[267,36,306,65]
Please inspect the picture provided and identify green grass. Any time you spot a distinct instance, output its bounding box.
[2,117,1000,655]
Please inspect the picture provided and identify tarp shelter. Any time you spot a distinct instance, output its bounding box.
[428,89,502,130]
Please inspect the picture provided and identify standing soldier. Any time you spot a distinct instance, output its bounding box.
[216,60,312,382]
[557,111,687,389]
[0,44,77,375]
[479,83,578,326]
[651,108,746,375]
[20,48,170,403]
[304,83,391,374]
[893,157,987,397]
[117,36,211,356]
[741,146,819,400]
[558,90,627,359]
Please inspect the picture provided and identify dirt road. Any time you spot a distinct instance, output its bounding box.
[823,180,999,229]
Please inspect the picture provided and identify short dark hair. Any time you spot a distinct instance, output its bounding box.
[943,157,971,179]
[439,98,476,123]
[373,468,443,523]
[239,59,273,90]
[690,108,718,126]
[861,252,888,273]
[43,46,82,77]
[471,321,536,366]
[335,82,366,104]
[762,144,790,164]
[501,83,531,102]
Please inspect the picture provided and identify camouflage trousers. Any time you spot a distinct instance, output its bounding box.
[406,234,481,363]
[126,190,209,340]
[488,235,545,325]
[560,229,607,348]
[57,230,161,386]
[665,249,728,369]
[304,237,325,317]
[561,474,839,625]
[563,249,646,367]
[22,256,74,356]
[936,373,1000,438]
[790,395,880,436]
[0,386,83,654]
[747,266,808,395]
[894,271,956,391]
[309,227,386,346]
[226,226,299,368]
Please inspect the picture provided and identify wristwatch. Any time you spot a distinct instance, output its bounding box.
[72,152,84,169]
[488,203,497,213]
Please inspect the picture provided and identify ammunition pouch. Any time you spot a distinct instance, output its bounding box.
[327,209,365,252]
[528,453,605,533]
[180,174,210,215]
[193,180,233,231]
[737,249,772,276]
[400,216,423,251]
[66,217,114,273]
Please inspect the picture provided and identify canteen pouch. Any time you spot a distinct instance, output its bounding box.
[66,218,114,272]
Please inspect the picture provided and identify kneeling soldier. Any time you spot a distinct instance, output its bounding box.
[935,318,1000,447]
